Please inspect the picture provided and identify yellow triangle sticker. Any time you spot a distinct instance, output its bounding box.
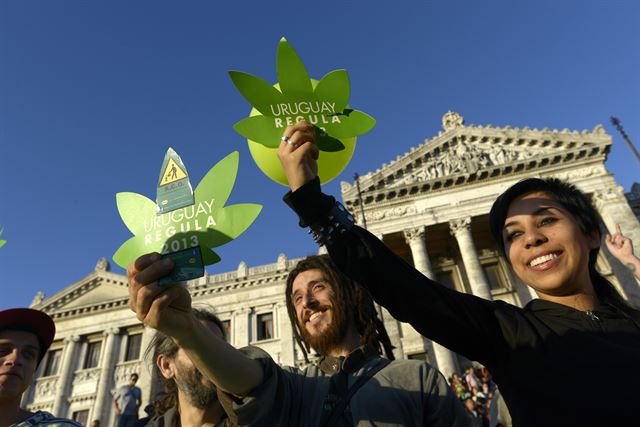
[160,158,188,186]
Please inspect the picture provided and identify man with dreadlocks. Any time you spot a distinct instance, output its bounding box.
[128,252,470,426]
[143,308,230,427]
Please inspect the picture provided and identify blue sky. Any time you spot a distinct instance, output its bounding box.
[1,1,638,309]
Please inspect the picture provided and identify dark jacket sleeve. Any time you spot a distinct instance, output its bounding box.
[284,178,516,366]
[217,346,302,426]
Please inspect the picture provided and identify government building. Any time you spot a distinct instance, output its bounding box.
[23,112,640,425]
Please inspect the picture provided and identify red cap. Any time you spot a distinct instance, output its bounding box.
[0,308,56,363]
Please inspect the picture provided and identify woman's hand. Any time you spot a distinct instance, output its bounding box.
[605,224,640,279]
[605,224,635,262]
[277,120,319,192]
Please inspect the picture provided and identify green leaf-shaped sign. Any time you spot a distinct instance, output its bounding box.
[113,151,262,270]
[229,38,376,186]
[0,228,6,248]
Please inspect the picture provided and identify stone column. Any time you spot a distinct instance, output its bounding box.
[450,218,492,300]
[404,227,459,379]
[139,326,158,405]
[234,308,251,347]
[93,328,120,422]
[372,232,387,321]
[276,302,296,366]
[379,306,405,360]
[405,227,434,276]
[52,335,80,417]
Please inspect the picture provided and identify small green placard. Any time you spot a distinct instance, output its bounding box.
[156,148,194,214]
[113,151,263,276]
[0,228,5,249]
[159,246,204,285]
[229,37,376,185]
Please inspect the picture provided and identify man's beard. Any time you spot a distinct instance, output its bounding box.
[174,361,218,410]
[298,302,349,356]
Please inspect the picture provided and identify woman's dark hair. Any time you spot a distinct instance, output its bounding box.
[144,308,226,416]
[489,177,632,309]
[285,255,395,362]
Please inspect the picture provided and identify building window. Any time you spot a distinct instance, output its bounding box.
[221,320,231,342]
[124,334,142,361]
[483,262,509,291]
[72,410,89,425]
[257,313,274,341]
[435,270,456,290]
[407,352,430,363]
[43,349,61,377]
[84,341,102,369]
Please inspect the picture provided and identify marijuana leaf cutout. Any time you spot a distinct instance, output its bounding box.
[229,38,376,152]
[0,228,6,248]
[112,151,262,269]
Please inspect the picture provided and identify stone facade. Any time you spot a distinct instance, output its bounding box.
[627,183,640,218]
[24,112,640,425]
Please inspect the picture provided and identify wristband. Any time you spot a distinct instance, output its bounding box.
[308,201,355,246]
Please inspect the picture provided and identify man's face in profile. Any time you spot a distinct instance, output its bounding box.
[291,269,349,355]
[128,374,139,387]
[0,330,40,400]
[171,320,222,409]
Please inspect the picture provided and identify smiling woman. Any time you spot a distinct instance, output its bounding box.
[279,126,640,427]
[489,178,632,312]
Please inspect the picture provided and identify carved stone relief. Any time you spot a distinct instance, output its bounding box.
[449,217,471,236]
[403,227,426,244]
[592,185,626,208]
[34,377,58,398]
[553,167,601,181]
[369,206,417,221]
[115,361,142,385]
[400,140,533,186]
[73,368,101,384]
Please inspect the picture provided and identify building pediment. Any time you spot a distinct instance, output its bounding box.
[31,258,129,319]
[341,111,611,207]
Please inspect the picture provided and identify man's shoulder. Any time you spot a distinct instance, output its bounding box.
[376,358,443,381]
[145,407,178,427]
[385,357,434,369]
[13,411,84,427]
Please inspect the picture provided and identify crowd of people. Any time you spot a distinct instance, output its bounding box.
[2,119,640,426]
[447,366,510,427]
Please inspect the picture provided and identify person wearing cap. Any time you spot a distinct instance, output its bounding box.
[0,308,82,427]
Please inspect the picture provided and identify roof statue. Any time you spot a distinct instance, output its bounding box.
[442,111,465,131]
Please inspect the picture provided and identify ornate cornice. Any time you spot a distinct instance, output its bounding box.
[40,256,308,320]
[341,112,611,208]
[368,206,417,222]
[34,269,129,314]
